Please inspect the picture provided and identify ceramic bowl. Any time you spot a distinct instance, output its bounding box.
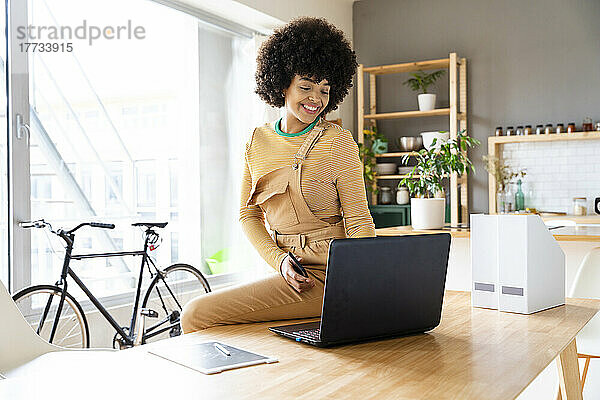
[374,163,397,175]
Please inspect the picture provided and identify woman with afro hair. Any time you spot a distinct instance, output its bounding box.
[181,17,375,333]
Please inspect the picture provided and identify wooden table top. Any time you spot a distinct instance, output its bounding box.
[376,224,600,242]
[3,292,598,400]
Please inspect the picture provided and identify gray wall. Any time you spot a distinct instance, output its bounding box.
[353,0,600,213]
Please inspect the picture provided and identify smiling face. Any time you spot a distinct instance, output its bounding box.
[283,75,330,126]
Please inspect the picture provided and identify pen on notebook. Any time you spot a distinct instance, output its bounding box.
[214,343,231,356]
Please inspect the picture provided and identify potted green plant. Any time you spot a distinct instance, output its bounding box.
[482,155,526,213]
[359,125,387,196]
[399,130,480,229]
[403,69,446,111]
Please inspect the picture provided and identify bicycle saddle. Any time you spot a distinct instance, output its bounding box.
[132,222,168,228]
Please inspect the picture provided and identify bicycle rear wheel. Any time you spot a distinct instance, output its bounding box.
[141,263,210,343]
[12,285,90,348]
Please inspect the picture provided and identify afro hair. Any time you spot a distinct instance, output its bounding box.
[255,17,357,116]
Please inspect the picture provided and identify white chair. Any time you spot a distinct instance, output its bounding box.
[0,280,114,377]
[569,247,600,390]
[545,219,577,228]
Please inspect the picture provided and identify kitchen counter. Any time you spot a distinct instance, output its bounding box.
[376,225,470,238]
[376,224,600,242]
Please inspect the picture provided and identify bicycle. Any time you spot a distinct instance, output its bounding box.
[13,219,211,349]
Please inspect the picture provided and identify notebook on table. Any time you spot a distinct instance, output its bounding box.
[148,341,278,374]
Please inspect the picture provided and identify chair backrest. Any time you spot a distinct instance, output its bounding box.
[569,247,600,298]
[0,280,62,374]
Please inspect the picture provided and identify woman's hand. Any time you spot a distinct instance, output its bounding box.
[280,254,315,293]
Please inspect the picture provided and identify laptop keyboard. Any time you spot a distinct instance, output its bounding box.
[295,328,320,341]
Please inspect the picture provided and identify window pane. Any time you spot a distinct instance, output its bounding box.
[26,0,266,300]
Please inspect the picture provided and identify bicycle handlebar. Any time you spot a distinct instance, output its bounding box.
[20,220,115,234]
[19,219,52,230]
[89,222,116,230]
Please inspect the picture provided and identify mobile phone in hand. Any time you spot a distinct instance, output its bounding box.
[287,251,308,278]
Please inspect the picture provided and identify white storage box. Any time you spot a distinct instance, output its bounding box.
[471,214,565,314]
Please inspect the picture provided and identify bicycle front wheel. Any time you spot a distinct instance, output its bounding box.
[12,285,90,348]
[141,263,210,343]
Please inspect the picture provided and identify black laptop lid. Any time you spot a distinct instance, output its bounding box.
[319,234,451,343]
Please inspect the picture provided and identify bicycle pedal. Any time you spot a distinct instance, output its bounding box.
[140,308,158,318]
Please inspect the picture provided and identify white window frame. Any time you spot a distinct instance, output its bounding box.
[8,0,31,294]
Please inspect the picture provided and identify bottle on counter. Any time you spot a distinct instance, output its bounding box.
[524,125,533,135]
[596,122,600,132]
[516,126,524,136]
[495,127,503,137]
[582,117,593,132]
[573,197,587,216]
[514,180,525,211]
[505,184,515,213]
[567,122,576,133]
[506,126,515,136]
[535,124,544,135]
[556,123,565,134]
[544,124,554,134]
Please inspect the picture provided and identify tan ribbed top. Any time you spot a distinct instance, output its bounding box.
[239,121,376,271]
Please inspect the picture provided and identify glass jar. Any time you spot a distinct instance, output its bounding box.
[495,127,503,137]
[379,187,393,205]
[516,126,524,136]
[535,125,544,135]
[567,122,576,133]
[573,197,587,216]
[544,124,554,134]
[505,184,515,213]
[396,186,409,205]
[505,126,515,136]
[582,117,593,132]
[524,125,533,135]
[556,123,565,134]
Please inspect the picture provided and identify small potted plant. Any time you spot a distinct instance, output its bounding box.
[399,131,480,229]
[403,69,446,111]
[482,155,526,214]
[359,125,388,197]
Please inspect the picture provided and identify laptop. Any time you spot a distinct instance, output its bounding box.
[269,234,451,347]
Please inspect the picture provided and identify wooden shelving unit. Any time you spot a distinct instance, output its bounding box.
[376,175,421,180]
[487,131,600,213]
[357,52,468,226]
[375,151,419,158]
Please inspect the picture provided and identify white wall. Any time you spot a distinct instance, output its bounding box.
[235,0,356,135]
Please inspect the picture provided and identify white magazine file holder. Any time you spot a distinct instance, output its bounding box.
[471,214,565,314]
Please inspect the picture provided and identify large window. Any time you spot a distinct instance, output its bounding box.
[19,0,271,300]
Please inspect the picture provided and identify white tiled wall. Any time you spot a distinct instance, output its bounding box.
[501,140,600,214]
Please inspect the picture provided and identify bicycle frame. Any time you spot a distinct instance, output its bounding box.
[43,228,173,347]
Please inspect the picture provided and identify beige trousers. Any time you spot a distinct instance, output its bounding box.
[181,267,325,333]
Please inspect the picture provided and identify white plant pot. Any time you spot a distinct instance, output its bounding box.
[411,198,445,230]
[420,131,450,150]
[417,93,436,111]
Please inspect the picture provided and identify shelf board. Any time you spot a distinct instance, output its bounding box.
[364,109,454,120]
[363,58,451,75]
[375,174,420,180]
[375,152,419,158]
[488,131,600,144]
